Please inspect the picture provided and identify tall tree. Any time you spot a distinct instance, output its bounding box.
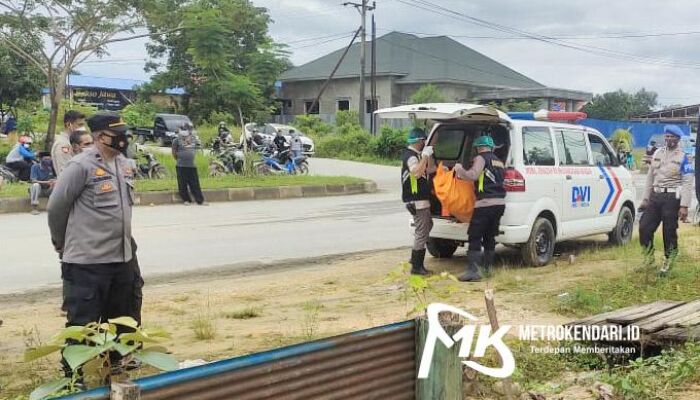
[0,0,165,149]
[144,0,290,124]
[0,31,44,120]
[583,89,658,120]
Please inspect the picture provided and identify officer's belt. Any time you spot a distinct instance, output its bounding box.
[653,187,678,193]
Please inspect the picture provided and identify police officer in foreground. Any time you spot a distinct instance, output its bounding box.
[402,127,436,275]
[639,124,695,276]
[453,135,506,282]
[48,111,140,377]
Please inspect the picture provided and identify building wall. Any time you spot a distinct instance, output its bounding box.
[280,77,395,115]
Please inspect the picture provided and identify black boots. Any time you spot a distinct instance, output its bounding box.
[410,249,430,275]
[459,251,483,282]
[483,251,496,274]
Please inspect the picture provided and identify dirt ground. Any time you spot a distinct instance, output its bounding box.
[0,235,697,399]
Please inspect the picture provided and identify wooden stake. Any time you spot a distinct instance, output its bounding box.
[111,381,140,400]
[484,289,518,400]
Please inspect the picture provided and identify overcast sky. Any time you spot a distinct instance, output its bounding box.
[75,0,700,107]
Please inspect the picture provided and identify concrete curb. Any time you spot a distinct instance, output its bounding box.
[0,181,378,215]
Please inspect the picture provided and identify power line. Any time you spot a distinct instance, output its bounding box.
[394,0,700,70]
[377,27,700,40]
[289,33,357,50]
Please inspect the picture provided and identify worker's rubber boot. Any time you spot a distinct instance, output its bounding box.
[483,251,496,277]
[459,251,483,282]
[410,249,430,276]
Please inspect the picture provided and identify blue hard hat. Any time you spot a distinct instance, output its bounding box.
[664,124,684,138]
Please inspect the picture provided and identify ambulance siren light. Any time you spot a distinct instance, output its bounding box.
[507,110,587,122]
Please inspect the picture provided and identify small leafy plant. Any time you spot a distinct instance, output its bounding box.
[24,316,178,400]
[386,263,460,316]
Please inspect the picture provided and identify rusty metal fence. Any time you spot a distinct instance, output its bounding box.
[61,320,416,400]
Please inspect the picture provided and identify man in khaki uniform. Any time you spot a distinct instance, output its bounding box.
[639,124,695,275]
[48,111,140,379]
[51,110,86,176]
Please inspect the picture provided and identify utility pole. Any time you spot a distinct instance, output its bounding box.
[344,1,375,128]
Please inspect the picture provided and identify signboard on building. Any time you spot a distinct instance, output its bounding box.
[71,88,134,110]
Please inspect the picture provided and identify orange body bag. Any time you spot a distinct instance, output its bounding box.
[432,163,475,223]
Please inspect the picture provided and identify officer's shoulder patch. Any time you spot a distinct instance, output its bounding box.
[95,168,106,177]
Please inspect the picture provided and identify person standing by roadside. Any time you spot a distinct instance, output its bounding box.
[172,124,206,205]
[453,135,506,282]
[290,130,303,160]
[69,129,94,155]
[639,125,694,276]
[52,110,86,176]
[47,111,140,380]
[401,127,435,275]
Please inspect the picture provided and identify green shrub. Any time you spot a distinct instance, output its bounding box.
[208,111,236,126]
[316,131,372,158]
[0,140,12,163]
[122,101,159,128]
[334,110,360,130]
[371,125,408,159]
[292,115,333,138]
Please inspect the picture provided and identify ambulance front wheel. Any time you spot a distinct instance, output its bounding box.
[608,206,634,246]
[426,238,458,258]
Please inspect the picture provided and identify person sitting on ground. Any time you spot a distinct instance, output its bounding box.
[5,136,36,181]
[29,152,56,215]
[69,128,93,155]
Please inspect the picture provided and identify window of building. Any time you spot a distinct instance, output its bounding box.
[588,133,617,166]
[522,127,555,166]
[366,99,377,114]
[304,100,319,114]
[337,100,350,111]
[555,129,590,166]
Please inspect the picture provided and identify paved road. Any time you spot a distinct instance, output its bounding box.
[0,161,689,294]
[0,159,408,294]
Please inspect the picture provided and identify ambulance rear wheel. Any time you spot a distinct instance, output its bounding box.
[521,217,555,267]
[426,238,458,258]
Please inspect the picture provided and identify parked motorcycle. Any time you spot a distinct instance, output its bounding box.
[135,152,168,179]
[209,144,245,176]
[254,149,309,175]
[0,164,19,183]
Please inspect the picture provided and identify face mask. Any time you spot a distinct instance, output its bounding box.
[23,143,31,148]
[665,137,680,149]
[102,132,128,153]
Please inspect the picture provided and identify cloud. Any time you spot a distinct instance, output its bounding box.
[85,0,700,105]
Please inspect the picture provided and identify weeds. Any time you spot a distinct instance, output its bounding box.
[192,300,217,341]
[223,307,262,320]
[301,300,323,340]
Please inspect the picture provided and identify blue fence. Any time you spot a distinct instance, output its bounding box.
[579,118,691,148]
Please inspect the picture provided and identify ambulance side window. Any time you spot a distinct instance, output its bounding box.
[588,134,617,166]
[555,129,590,166]
[522,127,555,166]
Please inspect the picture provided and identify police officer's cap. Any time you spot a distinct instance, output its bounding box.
[87,112,128,134]
[663,124,683,138]
[407,127,427,144]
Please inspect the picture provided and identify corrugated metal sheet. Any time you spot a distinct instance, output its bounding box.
[60,320,416,400]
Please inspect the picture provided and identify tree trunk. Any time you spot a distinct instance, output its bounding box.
[45,70,67,151]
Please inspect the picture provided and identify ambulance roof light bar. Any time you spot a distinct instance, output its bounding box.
[507,110,588,122]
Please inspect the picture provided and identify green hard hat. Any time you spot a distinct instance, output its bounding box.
[473,135,494,149]
[407,127,427,144]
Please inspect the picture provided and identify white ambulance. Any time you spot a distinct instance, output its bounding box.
[376,104,636,267]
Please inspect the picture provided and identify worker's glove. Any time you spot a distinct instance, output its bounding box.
[421,146,434,157]
[454,163,464,172]
[405,203,417,216]
[679,207,689,223]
